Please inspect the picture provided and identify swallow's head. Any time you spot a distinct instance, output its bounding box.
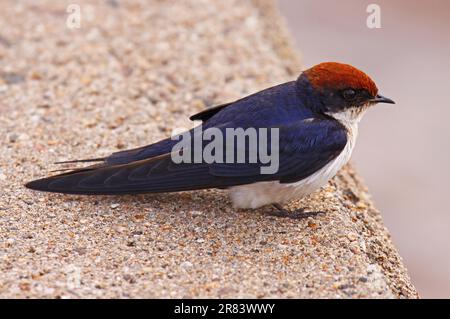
[298,62,394,122]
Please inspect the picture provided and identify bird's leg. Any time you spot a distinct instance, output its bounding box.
[268,203,324,220]
[271,203,289,214]
[268,203,299,218]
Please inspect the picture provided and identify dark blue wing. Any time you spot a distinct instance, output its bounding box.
[209,118,347,183]
[25,117,347,194]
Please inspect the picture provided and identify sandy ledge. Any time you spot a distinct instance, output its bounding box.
[0,0,418,298]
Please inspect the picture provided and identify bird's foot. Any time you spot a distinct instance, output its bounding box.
[268,203,325,220]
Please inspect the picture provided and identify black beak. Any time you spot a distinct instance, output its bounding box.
[370,94,395,104]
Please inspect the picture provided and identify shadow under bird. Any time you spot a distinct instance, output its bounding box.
[26,62,394,214]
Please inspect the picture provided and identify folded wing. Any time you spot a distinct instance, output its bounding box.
[25,118,347,194]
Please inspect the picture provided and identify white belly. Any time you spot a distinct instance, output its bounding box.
[229,119,358,209]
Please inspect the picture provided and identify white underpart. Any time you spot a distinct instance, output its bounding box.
[229,107,367,209]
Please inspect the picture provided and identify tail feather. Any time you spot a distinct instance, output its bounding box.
[54,157,106,165]
[25,153,229,195]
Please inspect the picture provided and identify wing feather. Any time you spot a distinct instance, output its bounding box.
[25,118,347,194]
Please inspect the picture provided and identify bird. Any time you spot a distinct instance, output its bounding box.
[25,62,394,215]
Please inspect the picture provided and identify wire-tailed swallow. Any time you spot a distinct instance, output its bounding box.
[26,62,394,212]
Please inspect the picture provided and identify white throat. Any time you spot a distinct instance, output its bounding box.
[325,106,367,129]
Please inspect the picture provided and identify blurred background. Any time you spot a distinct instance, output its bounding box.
[278,0,450,298]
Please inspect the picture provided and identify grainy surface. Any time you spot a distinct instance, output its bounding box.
[0,0,418,298]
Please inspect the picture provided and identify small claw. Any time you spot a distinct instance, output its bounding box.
[268,204,325,220]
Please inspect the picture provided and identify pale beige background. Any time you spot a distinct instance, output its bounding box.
[278,0,450,298]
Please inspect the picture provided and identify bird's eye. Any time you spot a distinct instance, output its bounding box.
[342,89,356,101]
